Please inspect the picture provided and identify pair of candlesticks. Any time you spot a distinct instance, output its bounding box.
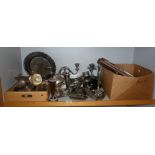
[48,63,105,101]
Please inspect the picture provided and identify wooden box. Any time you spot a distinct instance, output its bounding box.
[5,84,48,102]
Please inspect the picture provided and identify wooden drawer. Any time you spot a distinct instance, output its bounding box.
[5,84,48,102]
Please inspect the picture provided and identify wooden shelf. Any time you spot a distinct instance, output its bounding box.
[4,99,155,107]
[1,80,155,107]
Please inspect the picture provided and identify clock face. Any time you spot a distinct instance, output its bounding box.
[24,52,56,79]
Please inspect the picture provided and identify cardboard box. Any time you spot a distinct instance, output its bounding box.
[101,64,154,100]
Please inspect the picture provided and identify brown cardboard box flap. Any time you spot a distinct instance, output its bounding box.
[101,64,154,100]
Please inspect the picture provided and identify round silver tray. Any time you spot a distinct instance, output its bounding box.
[24,52,56,79]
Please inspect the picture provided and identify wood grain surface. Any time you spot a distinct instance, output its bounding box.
[5,91,48,102]
[4,99,155,107]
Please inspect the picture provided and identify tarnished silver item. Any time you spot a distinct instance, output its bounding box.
[29,74,42,86]
[24,52,56,79]
[48,62,105,101]
[48,79,58,101]
[48,74,67,101]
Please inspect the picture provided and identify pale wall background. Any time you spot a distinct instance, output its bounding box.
[134,47,155,98]
[0,47,22,90]
[21,47,135,75]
